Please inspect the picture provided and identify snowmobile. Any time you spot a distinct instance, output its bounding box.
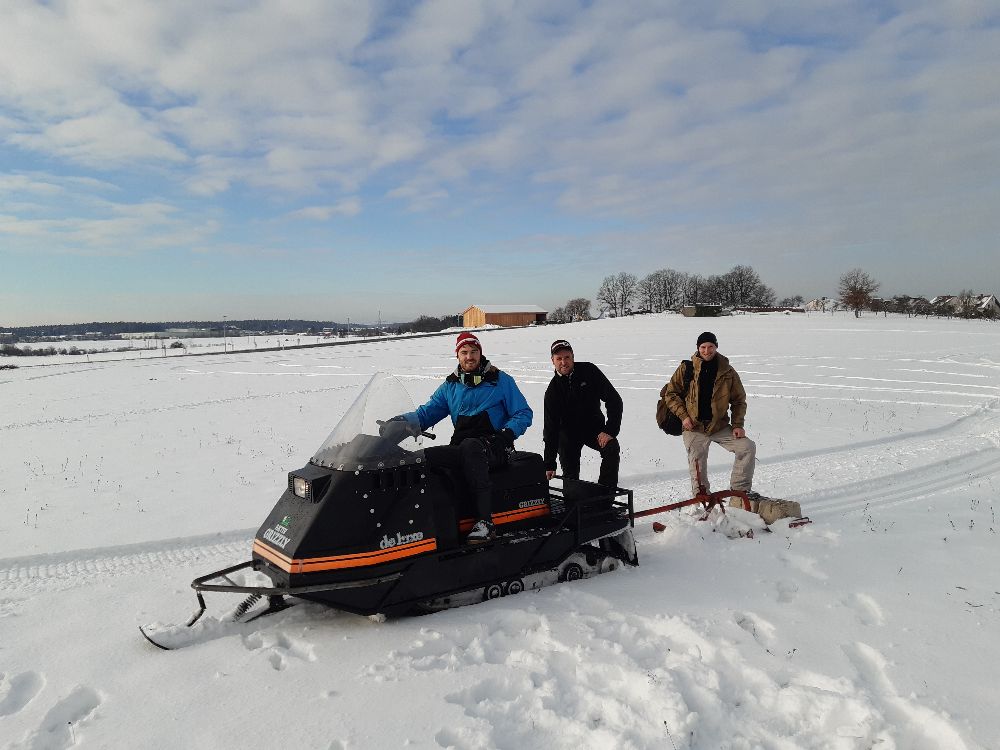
[141,373,637,648]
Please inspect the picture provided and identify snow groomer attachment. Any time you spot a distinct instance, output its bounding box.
[632,464,809,539]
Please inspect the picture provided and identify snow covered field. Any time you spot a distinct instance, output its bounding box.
[2,312,998,749]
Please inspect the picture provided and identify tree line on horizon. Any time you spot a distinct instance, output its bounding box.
[549,266,997,323]
[5,267,994,343]
[551,265,779,322]
[2,315,462,340]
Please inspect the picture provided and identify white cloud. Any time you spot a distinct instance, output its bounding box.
[11,105,187,166]
[287,199,362,221]
[0,194,216,256]
[0,0,998,300]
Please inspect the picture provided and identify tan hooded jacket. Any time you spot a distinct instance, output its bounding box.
[661,352,747,435]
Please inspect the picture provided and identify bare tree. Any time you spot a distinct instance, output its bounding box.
[636,273,659,312]
[681,273,708,306]
[838,268,880,318]
[660,269,686,310]
[597,272,638,317]
[780,295,805,307]
[955,290,977,318]
[718,265,776,307]
[700,274,726,305]
[637,269,687,312]
[564,297,592,321]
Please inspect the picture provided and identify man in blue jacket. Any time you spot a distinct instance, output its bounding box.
[384,331,533,544]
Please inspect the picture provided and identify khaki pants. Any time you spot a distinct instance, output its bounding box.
[682,426,756,495]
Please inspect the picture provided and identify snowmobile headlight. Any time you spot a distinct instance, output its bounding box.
[292,476,311,500]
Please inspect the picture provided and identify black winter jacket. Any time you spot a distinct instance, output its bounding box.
[542,361,623,470]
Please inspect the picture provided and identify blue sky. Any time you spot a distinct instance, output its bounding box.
[2,0,998,325]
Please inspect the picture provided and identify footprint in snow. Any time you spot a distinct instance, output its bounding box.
[735,611,777,649]
[12,684,101,750]
[0,671,46,717]
[434,725,481,749]
[242,631,316,671]
[777,550,827,580]
[775,579,799,603]
[844,592,885,626]
[843,642,969,748]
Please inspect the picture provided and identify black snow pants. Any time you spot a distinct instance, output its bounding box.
[558,432,620,489]
[424,437,508,521]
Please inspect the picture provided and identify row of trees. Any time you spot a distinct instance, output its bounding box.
[553,266,993,323]
[549,298,593,324]
[837,269,997,319]
[548,265,778,323]
[592,265,777,318]
[3,319,350,338]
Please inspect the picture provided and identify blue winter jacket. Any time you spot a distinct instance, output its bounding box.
[405,366,532,444]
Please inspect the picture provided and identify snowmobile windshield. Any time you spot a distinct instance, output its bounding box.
[311,372,426,471]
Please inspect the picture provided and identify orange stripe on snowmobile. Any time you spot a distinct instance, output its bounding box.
[495,505,550,523]
[457,503,550,532]
[252,537,438,574]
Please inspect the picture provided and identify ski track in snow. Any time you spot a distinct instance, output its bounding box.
[0,382,360,432]
[801,447,1000,517]
[0,531,253,595]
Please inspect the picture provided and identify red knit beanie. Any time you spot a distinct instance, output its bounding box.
[455,332,482,353]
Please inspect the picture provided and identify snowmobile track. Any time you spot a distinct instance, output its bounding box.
[0,531,253,595]
[799,446,1000,518]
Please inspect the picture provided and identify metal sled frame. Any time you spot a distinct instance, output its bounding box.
[186,561,402,626]
[631,459,742,522]
[632,487,745,522]
[630,464,811,530]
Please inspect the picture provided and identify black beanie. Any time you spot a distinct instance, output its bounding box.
[697,331,718,347]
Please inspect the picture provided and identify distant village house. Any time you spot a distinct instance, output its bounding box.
[930,293,999,317]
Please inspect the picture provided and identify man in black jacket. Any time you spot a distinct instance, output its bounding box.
[543,339,623,488]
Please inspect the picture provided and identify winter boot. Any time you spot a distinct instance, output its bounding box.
[466,519,496,544]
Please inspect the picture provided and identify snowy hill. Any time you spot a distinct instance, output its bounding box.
[1,313,998,749]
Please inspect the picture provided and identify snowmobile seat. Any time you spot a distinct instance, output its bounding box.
[424,450,547,508]
[424,450,549,547]
[488,450,547,507]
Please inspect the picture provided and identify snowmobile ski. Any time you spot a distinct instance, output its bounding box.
[139,594,297,651]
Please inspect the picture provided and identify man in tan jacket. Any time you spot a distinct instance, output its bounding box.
[663,331,756,495]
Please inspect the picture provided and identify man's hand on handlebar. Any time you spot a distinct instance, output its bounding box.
[378,415,422,441]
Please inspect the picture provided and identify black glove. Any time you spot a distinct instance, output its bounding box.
[483,429,516,460]
[379,415,419,439]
